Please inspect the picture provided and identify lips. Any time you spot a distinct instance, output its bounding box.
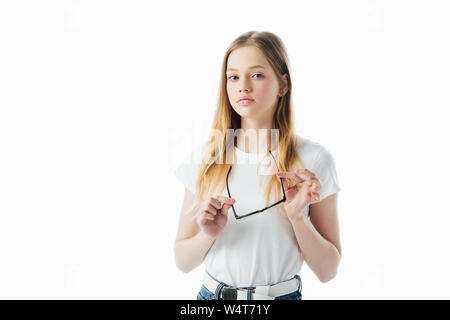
[237,97,254,103]
[237,99,254,106]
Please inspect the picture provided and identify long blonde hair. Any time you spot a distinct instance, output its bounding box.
[194,31,304,211]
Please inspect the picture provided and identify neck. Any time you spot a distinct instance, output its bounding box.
[236,118,274,154]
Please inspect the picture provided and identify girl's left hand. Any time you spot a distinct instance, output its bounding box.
[276,168,322,220]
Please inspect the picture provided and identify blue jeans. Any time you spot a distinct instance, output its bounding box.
[196,275,302,300]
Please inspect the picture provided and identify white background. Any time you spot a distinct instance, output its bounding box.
[1,0,449,299]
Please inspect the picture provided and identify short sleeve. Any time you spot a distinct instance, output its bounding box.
[314,147,341,201]
[173,143,205,195]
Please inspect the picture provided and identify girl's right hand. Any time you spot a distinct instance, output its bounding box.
[196,196,235,239]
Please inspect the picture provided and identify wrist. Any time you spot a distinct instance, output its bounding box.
[288,207,309,223]
[199,229,218,241]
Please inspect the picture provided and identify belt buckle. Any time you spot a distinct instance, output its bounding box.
[221,286,238,300]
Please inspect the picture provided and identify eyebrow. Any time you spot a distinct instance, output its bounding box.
[226,65,266,72]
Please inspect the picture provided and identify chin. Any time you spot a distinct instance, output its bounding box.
[235,108,255,117]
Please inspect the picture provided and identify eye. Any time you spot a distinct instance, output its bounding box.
[227,73,264,81]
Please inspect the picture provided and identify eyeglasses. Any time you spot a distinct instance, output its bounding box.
[225,150,286,220]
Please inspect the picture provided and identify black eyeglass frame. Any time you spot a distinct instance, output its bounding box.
[225,150,286,220]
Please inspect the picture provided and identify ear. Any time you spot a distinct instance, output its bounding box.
[279,73,289,96]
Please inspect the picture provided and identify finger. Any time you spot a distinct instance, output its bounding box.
[310,184,320,193]
[206,204,217,216]
[198,212,214,224]
[214,196,236,205]
[276,171,303,184]
[311,191,320,203]
[203,212,215,221]
[308,176,322,191]
[208,198,222,211]
[310,176,322,187]
[304,176,321,191]
[219,203,232,215]
[295,168,316,178]
[190,200,221,222]
[295,169,315,182]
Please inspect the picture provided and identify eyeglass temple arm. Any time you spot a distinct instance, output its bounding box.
[269,150,287,197]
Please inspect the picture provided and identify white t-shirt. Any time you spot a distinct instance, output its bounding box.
[174,135,341,287]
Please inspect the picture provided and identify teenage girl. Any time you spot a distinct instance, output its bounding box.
[174,31,342,300]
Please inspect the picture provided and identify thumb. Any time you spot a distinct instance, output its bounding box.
[221,203,232,215]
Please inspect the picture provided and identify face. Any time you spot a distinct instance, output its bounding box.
[226,45,287,122]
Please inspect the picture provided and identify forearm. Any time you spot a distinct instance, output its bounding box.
[289,211,341,282]
[174,230,216,273]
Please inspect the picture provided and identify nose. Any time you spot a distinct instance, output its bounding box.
[239,78,251,93]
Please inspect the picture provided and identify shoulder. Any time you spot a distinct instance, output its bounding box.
[174,140,209,195]
[179,140,209,165]
[295,134,341,201]
[296,135,333,169]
